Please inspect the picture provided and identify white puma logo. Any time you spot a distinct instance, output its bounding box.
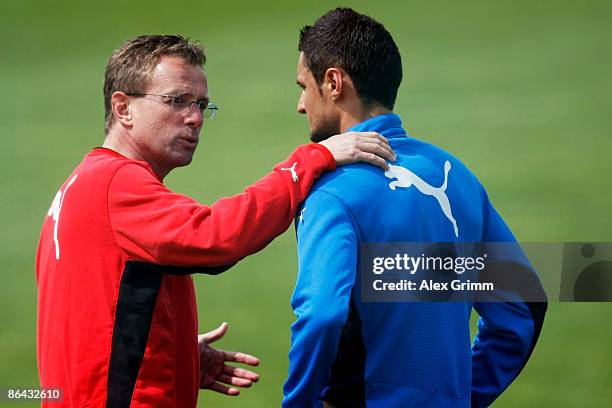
[384,161,459,237]
[48,174,78,260]
[281,162,299,182]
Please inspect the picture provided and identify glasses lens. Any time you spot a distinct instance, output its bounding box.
[170,96,190,111]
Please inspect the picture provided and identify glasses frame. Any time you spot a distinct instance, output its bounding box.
[125,93,218,119]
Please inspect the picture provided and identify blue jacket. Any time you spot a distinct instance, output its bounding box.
[283,113,546,407]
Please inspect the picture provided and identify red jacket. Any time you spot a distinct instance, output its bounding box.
[36,145,334,407]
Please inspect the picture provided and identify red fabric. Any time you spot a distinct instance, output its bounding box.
[36,144,332,407]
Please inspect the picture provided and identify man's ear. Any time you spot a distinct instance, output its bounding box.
[324,68,344,101]
[111,91,133,127]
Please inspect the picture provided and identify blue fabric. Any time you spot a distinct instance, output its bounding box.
[282,114,544,407]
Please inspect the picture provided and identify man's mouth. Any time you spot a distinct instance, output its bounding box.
[180,136,199,148]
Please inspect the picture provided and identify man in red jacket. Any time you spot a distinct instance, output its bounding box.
[35,35,395,408]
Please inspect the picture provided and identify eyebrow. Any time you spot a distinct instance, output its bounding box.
[165,90,209,103]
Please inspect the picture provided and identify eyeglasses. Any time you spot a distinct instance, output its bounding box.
[126,93,219,119]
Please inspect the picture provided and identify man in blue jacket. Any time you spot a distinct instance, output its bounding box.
[283,8,547,408]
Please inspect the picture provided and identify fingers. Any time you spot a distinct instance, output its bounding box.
[320,131,397,169]
[354,132,396,161]
[358,141,396,163]
[357,151,390,171]
[199,322,228,345]
[223,364,260,382]
[201,366,260,395]
[355,131,390,147]
[223,350,260,366]
[207,381,240,396]
[215,365,259,388]
[219,374,254,387]
[348,133,396,169]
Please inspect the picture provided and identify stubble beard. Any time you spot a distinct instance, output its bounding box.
[308,115,341,143]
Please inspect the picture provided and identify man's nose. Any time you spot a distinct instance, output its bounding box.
[184,104,204,128]
[297,94,306,114]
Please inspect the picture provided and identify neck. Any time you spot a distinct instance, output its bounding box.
[102,128,167,180]
[339,104,392,133]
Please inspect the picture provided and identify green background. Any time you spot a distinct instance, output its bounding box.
[1,0,611,406]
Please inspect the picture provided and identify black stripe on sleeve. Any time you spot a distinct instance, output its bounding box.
[105,261,233,407]
[129,261,234,275]
[106,262,163,408]
[322,297,367,408]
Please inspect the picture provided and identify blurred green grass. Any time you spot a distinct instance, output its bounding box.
[1,0,610,407]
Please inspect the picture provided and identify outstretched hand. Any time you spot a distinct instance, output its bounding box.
[198,322,260,396]
[319,131,396,171]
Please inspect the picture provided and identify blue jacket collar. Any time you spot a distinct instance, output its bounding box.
[346,113,406,140]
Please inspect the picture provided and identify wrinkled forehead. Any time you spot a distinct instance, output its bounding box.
[147,55,208,98]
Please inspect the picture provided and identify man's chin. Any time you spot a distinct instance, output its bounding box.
[172,150,196,168]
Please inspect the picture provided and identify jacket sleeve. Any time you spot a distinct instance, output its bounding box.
[471,192,547,407]
[107,143,335,267]
[283,191,358,408]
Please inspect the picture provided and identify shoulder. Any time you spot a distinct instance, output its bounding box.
[107,162,166,199]
[111,161,158,181]
[64,150,157,197]
[310,163,386,200]
[397,137,484,190]
[75,151,166,198]
[77,149,154,179]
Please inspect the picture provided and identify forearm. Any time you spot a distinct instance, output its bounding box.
[109,144,334,267]
[284,191,359,406]
[471,300,547,407]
